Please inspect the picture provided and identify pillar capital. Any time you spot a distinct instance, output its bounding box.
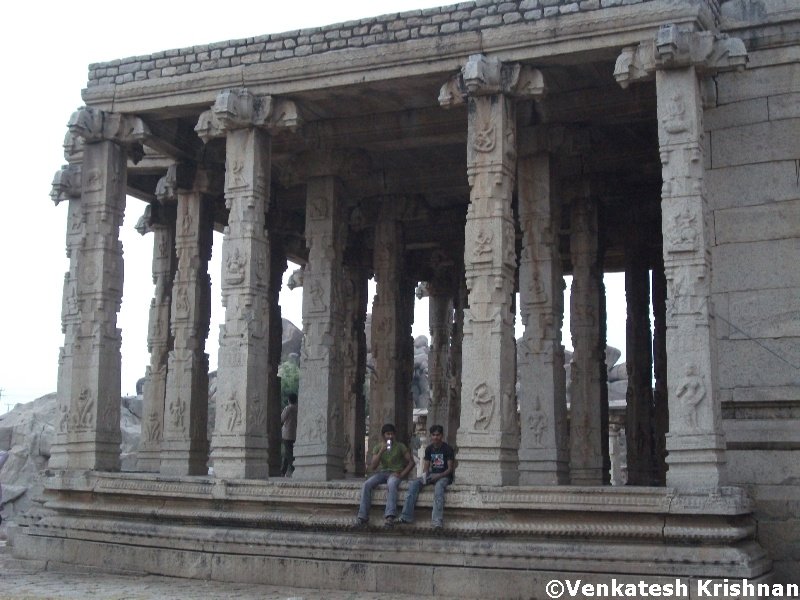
[195,88,301,142]
[154,163,198,204]
[50,164,82,206]
[614,24,747,88]
[67,106,150,148]
[438,54,545,108]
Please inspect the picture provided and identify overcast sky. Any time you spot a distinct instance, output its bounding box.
[0,0,627,411]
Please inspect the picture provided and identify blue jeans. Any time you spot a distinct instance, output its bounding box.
[357,471,402,520]
[400,476,450,526]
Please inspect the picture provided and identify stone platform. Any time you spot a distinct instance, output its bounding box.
[9,471,773,598]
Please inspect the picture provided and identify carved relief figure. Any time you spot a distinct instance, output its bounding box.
[308,280,326,313]
[676,366,706,430]
[527,396,547,446]
[472,382,495,430]
[225,247,246,284]
[72,388,95,431]
[668,207,699,251]
[229,159,246,188]
[663,93,688,134]
[474,123,496,153]
[225,393,242,431]
[474,228,494,257]
[169,398,186,429]
[58,402,70,433]
[144,411,162,442]
[175,288,190,317]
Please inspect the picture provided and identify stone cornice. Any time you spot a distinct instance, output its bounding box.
[44,470,754,515]
[81,1,712,114]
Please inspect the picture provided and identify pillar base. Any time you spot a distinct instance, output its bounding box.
[159,440,209,476]
[210,438,270,479]
[455,432,519,486]
[665,432,726,490]
[292,443,345,481]
[63,439,121,472]
[518,453,569,485]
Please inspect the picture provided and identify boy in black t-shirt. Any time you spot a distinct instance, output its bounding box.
[398,424,455,528]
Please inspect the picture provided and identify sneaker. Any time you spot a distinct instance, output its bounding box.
[384,516,396,527]
[355,517,368,527]
[431,522,443,530]
[397,516,412,525]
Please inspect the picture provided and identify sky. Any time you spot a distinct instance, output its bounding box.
[0,0,628,412]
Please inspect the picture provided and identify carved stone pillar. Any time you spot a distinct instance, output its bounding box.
[199,90,274,479]
[652,260,669,485]
[615,25,747,489]
[517,152,569,485]
[57,108,148,471]
[49,154,83,470]
[427,286,453,433]
[160,170,213,476]
[266,238,286,477]
[369,205,412,449]
[569,193,609,485]
[657,68,727,489]
[439,55,544,485]
[293,175,348,480]
[138,171,178,472]
[624,224,657,485]
[342,263,368,477]
[446,279,467,448]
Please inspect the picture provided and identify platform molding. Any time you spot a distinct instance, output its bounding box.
[10,471,773,599]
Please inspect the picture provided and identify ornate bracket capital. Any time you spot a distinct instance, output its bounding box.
[67,107,150,160]
[155,163,196,204]
[439,54,546,107]
[195,88,302,142]
[50,164,82,206]
[614,24,747,88]
[135,204,156,236]
[62,130,84,163]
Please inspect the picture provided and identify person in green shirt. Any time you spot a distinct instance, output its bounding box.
[356,423,415,527]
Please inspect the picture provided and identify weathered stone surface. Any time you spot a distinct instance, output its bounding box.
[718,338,800,389]
[724,418,800,448]
[711,118,800,167]
[704,97,768,130]
[726,449,800,486]
[768,91,800,119]
[712,239,800,293]
[715,199,800,244]
[716,63,800,104]
[706,161,800,210]
[716,287,800,339]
